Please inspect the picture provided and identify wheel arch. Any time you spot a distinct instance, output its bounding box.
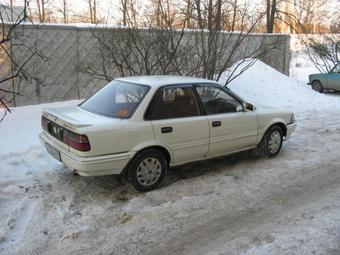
[273,122,287,137]
[311,79,322,84]
[119,143,172,180]
[259,121,287,144]
[135,145,172,166]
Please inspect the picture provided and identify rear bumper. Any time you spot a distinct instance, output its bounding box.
[285,122,296,140]
[39,132,131,176]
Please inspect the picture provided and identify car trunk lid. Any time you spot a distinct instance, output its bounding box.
[42,106,122,153]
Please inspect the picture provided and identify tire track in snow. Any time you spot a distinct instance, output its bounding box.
[0,197,38,252]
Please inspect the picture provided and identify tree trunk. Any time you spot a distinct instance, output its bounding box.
[269,0,276,32]
[89,0,93,23]
[185,0,192,28]
[266,0,276,33]
[93,0,97,23]
[36,0,42,22]
[215,0,222,31]
[41,0,45,22]
[63,0,67,23]
[207,0,213,31]
[195,0,203,29]
[122,0,127,26]
[231,0,237,31]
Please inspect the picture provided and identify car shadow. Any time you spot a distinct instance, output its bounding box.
[55,149,265,200]
[164,149,264,187]
[321,90,340,95]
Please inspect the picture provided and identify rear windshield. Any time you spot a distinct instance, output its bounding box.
[80,80,150,119]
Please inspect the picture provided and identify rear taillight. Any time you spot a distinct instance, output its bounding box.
[63,129,91,151]
[41,116,48,131]
[43,115,90,151]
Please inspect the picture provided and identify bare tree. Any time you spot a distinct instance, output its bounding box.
[50,0,69,23]
[26,0,56,23]
[194,0,204,29]
[59,0,68,23]
[305,34,340,73]
[80,0,280,89]
[119,0,138,27]
[35,0,49,22]
[292,0,328,33]
[81,2,191,79]
[183,0,193,28]
[261,0,330,34]
[87,0,97,23]
[121,0,128,26]
[0,3,39,122]
[230,0,238,31]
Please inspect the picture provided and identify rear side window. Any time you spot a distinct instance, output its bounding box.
[146,86,201,120]
[80,80,149,118]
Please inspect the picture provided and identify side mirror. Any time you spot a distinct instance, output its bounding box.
[245,103,254,111]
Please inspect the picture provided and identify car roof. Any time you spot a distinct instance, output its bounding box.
[116,75,218,87]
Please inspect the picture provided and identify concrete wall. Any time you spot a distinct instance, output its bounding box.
[5,24,291,106]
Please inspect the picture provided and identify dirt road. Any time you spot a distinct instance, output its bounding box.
[1,110,340,255]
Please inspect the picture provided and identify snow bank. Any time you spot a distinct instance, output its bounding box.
[0,100,80,155]
[222,60,340,112]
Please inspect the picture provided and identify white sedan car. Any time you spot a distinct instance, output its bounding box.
[39,76,296,191]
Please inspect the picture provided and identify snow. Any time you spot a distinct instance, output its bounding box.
[1,58,340,255]
[0,100,80,155]
[221,60,340,113]
[290,51,319,83]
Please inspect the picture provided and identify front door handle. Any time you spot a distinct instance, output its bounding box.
[161,126,173,133]
[212,121,221,127]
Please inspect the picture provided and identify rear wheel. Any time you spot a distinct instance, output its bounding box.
[311,80,323,93]
[128,149,167,192]
[258,125,283,157]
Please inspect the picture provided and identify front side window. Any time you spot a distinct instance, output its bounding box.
[80,80,149,118]
[196,86,242,114]
[146,86,201,120]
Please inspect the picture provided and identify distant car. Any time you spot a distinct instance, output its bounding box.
[39,76,296,191]
[308,63,340,93]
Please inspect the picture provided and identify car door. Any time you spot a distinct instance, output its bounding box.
[326,65,340,90]
[195,85,258,158]
[145,85,209,164]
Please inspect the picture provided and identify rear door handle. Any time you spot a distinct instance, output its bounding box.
[212,121,221,127]
[161,126,173,133]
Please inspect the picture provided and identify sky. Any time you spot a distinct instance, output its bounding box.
[1,0,339,24]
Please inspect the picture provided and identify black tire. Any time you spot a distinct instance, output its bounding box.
[258,125,284,157]
[128,149,167,192]
[311,80,323,93]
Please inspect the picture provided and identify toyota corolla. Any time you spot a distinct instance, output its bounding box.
[39,76,296,191]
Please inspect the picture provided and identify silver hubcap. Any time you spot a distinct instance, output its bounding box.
[268,131,282,154]
[136,157,162,186]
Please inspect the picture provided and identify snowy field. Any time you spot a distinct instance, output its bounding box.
[1,60,340,255]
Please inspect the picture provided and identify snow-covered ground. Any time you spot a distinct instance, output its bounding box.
[0,100,80,155]
[1,60,340,255]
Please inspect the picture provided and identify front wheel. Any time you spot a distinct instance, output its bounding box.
[128,149,167,192]
[311,80,323,93]
[258,125,283,157]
